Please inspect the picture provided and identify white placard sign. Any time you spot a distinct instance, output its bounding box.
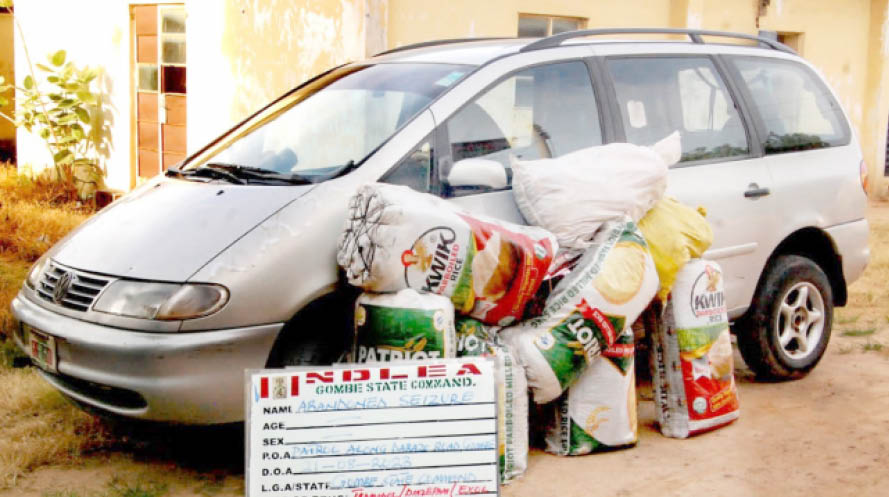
[246,358,498,497]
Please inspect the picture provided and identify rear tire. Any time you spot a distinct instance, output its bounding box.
[735,255,833,380]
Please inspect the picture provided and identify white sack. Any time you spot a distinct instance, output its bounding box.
[455,317,528,484]
[546,327,637,455]
[511,133,679,249]
[337,183,558,326]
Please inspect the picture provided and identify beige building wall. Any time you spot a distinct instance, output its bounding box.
[861,0,889,184]
[186,0,384,151]
[13,0,132,190]
[0,12,15,156]
[387,0,669,46]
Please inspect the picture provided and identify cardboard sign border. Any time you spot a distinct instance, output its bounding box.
[244,358,500,497]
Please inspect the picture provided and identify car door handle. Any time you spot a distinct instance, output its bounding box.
[744,184,771,198]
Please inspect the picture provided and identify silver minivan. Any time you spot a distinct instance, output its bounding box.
[11,29,869,423]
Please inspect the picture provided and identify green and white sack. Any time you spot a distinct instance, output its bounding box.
[546,327,637,455]
[353,289,456,362]
[501,219,658,403]
[455,316,498,356]
[455,317,528,484]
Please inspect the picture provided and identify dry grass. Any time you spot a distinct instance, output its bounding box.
[0,368,112,489]
[0,163,92,263]
[0,162,92,339]
[0,255,29,340]
[0,162,107,488]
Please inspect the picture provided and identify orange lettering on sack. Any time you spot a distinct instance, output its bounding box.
[709,385,737,412]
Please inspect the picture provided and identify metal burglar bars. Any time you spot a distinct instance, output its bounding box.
[519,27,798,54]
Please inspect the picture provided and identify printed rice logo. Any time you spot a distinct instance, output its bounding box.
[690,265,726,318]
[705,265,720,292]
[401,227,462,294]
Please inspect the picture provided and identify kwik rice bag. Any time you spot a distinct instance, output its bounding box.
[455,317,528,484]
[337,183,558,326]
[502,218,659,403]
[546,327,637,455]
[353,289,456,362]
[649,259,740,438]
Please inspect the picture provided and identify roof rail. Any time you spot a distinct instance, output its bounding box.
[375,37,513,57]
[519,28,797,54]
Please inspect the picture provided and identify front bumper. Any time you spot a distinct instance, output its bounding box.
[11,292,283,423]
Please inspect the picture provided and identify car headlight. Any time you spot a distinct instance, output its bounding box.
[93,281,229,320]
[26,256,50,289]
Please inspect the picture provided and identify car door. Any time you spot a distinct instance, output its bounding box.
[431,59,605,224]
[601,54,780,318]
[724,55,862,229]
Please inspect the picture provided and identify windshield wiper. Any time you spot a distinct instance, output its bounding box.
[204,162,314,185]
[330,160,359,179]
[166,164,246,184]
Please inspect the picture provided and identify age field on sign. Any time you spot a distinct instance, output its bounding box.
[246,358,499,497]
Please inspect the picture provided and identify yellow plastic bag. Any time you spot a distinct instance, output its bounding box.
[637,197,713,300]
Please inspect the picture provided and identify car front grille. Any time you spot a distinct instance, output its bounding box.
[36,262,111,312]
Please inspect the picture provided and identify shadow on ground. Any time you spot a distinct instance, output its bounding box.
[91,417,246,475]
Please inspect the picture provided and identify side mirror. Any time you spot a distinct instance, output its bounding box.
[447,158,508,189]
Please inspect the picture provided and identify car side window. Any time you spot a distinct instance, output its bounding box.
[380,137,432,193]
[441,61,602,196]
[730,57,849,154]
[607,57,749,163]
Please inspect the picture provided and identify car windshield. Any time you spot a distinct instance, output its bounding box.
[180,63,470,184]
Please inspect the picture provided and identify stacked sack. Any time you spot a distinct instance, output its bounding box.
[649,259,740,438]
[352,289,456,362]
[335,130,740,477]
[337,183,555,484]
[337,183,558,326]
[455,317,528,483]
[501,218,658,404]
[546,327,637,455]
[499,136,672,456]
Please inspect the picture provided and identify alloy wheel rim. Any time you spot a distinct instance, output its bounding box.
[775,281,825,360]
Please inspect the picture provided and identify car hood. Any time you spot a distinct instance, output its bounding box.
[51,177,315,281]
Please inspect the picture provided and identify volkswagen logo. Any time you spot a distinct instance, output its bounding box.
[53,271,73,304]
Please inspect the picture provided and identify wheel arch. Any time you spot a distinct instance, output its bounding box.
[264,287,359,368]
[760,227,846,307]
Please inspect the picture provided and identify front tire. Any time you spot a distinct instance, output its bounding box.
[267,291,356,368]
[735,255,833,380]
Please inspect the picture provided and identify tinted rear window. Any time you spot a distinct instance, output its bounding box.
[730,56,850,154]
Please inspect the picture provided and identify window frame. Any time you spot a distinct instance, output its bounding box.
[517,13,587,37]
[601,53,759,169]
[722,55,851,155]
[431,57,608,197]
[379,132,435,193]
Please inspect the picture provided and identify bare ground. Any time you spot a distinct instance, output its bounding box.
[3,204,889,497]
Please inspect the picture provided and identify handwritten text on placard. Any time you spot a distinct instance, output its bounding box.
[246,358,498,497]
